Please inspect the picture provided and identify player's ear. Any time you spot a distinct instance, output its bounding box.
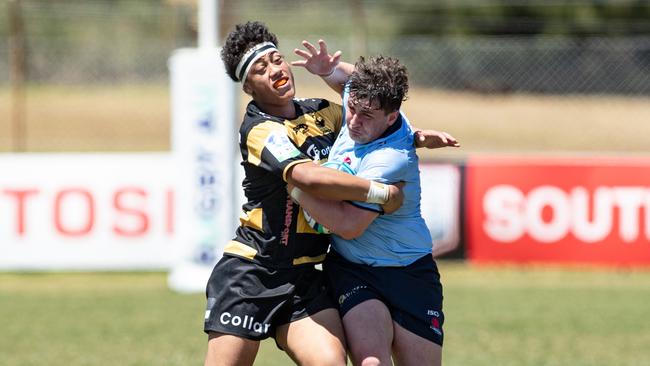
[243,81,253,95]
[387,110,399,125]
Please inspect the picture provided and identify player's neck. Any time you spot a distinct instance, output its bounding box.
[256,100,296,120]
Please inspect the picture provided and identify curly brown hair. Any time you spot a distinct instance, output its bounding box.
[221,21,279,82]
[349,55,409,114]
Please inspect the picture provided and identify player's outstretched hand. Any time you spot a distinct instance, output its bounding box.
[414,129,460,149]
[292,39,342,77]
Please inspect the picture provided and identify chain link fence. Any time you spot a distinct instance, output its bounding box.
[377,36,650,95]
[286,35,650,95]
[1,1,649,153]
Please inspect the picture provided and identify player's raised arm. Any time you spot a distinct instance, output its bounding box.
[293,41,459,150]
[292,39,354,95]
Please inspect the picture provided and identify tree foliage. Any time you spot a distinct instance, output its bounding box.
[387,0,650,37]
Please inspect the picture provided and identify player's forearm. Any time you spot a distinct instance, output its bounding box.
[287,162,371,202]
[321,61,355,94]
[287,162,403,213]
[295,193,369,240]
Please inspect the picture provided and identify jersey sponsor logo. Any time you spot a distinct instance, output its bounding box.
[265,131,301,162]
[306,144,331,161]
[219,311,271,335]
[281,195,294,246]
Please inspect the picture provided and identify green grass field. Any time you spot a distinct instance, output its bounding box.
[2,263,650,366]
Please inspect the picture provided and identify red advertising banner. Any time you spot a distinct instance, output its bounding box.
[467,156,650,267]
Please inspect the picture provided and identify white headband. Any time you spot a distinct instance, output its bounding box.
[235,42,278,82]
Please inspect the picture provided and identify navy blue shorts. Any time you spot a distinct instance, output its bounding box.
[324,250,444,346]
[204,255,335,341]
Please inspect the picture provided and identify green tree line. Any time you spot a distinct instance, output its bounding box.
[387,0,650,37]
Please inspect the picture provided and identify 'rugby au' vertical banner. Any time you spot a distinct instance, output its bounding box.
[168,48,239,293]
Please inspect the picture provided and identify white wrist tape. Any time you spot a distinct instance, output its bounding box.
[366,181,390,204]
[289,186,304,204]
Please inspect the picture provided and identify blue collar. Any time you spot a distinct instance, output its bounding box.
[378,113,402,140]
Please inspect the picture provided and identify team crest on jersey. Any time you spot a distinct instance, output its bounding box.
[310,113,333,134]
[265,130,301,162]
[292,123,309,134]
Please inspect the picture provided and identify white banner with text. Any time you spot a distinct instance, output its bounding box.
[0,153,174,270]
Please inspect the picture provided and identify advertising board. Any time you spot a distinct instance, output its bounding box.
[467,156,650,266]
[0,154,174,270]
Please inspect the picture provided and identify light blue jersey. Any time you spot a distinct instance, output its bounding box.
[328,85,432,266]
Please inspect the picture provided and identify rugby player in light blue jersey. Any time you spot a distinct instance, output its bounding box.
[290,42,459,366]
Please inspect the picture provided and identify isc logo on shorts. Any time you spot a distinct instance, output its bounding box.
[219,312,271,335]
[427,310,443,336]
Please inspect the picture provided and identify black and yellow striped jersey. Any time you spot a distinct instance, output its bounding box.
[224,98,344,269]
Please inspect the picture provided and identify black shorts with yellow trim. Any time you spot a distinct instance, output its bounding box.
[324,250,445,346]
[204,254,336,341]
[223,240,327,267]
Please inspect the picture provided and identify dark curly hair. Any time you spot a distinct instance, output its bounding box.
[349,55,409,114]
[221,21,279,82]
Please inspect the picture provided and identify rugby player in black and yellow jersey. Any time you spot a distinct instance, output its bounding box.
[203,21,455,366]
